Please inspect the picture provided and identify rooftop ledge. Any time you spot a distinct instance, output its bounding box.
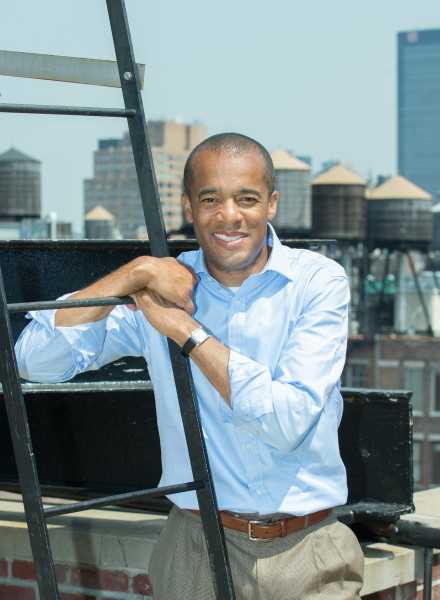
[0,488,438,596]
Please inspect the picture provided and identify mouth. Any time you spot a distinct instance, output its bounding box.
[213,233,246,242]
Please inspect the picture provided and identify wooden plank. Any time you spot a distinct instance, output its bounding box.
[0,50,145,89]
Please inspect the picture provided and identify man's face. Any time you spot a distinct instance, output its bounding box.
[181,149,278,287]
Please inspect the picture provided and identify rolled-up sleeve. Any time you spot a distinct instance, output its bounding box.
[15,298,143,382]
[228,273,349,452]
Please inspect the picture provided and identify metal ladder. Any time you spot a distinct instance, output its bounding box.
[0,1,235,598]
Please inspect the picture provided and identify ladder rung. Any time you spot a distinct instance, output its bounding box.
[8,296,134,313]
[0,381,154,393]
[0,103,136,118]
[0,50,145,89]
[44,481,205,517]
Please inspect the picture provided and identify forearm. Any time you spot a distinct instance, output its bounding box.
[187,336,231,406]
[55,257,155,327]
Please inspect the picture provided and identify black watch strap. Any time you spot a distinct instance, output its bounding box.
[181,326,210,357]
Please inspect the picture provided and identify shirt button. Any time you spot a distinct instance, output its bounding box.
[233,346,240,353]
[235,299,241,306]
[246,443,252,450]
[256,489,263,496]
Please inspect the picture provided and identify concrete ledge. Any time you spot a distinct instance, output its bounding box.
[0,489,439,598]
[0,499,167,569]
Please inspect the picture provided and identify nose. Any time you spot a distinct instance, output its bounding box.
[218,198,242,224]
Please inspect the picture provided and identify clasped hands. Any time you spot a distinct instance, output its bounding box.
[127,257,200,343]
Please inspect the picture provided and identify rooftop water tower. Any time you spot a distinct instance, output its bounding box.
[270,149,311,235]
[311,164,367,240]
[0,148,41,219]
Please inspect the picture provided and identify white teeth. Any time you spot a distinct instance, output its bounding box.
[214,233,244,242]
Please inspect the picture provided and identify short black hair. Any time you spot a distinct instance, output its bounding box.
[183,132,275,197]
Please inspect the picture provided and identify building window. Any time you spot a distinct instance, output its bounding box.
[432,442,440,485]
[343,362,369,388]
[405,367,424,413]
[413,440,422,485]
[431,370,440,413]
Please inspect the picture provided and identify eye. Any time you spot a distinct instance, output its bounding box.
[240,196,258,205]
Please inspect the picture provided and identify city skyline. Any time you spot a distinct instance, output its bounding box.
[1,0,439,233]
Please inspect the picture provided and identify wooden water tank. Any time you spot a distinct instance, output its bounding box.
[312,164,367,240]
[85,205,117,239]
[368,175,433,247]
[271,149,311,233]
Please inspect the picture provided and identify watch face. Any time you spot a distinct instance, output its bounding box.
[193,328,209,344]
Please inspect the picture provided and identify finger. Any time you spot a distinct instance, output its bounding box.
[181,297,195,315]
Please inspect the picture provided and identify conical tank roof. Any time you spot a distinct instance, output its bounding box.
[370,174,432,200]
[271,148,310,171]
[0,147,40,163]
[312,164,366,186]
[85,205,115,221]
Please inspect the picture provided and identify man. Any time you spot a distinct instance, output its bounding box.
[16,133,364,599]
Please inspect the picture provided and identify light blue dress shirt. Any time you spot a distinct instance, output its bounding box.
[16,226,350,516]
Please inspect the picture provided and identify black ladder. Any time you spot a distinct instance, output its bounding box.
[0,1,235,598]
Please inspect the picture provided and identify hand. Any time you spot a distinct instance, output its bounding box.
[127,257,199,315]
[55,256,198,328]
[130,288,196,344]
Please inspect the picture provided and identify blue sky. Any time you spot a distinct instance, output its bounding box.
[1,0,439,233]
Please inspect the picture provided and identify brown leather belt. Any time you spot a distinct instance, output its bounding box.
[189,508,333,541]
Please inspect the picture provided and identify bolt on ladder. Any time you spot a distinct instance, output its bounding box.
[0,1,235,598]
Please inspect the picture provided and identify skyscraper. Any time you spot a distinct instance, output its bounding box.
[84,120,207,238]
[398,29,440,201]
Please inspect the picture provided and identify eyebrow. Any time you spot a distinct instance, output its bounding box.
[198,187,262,198]
[199,187,219,197]
[240,188,261,197]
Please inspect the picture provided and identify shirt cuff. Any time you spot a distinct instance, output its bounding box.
[228,350,275,425]
[26,292,78,333]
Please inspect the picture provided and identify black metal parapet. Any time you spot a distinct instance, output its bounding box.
[0,240,414,520]
[0,382,414,520]
[336,387,414,523]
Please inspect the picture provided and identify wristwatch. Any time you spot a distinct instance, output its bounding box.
[181,326,211,357]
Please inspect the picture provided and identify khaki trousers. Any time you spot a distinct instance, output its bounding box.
[149,505,364,600]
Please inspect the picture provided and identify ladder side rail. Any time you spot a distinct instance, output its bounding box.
[106,1,235,597]
[0,268,60,600]
[106,0,168,258]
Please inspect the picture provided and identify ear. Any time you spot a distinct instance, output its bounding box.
[268,191,279,221]
[181,194,193,223]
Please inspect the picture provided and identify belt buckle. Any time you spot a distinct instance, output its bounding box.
[248,520,270,542]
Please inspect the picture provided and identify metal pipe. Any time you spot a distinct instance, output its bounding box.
[423,548,433,600]
[396,251,406,333]
[0,103,136,118]
[405,250,434,335]
[44,480,205,517]
[389,519,440,549]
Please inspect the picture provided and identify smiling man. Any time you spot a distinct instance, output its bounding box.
[16,133,364,599]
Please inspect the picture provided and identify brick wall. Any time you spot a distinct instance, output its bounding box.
[0,554,439,599]
[0,557,153,600]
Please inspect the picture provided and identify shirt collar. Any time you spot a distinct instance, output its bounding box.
[191,222,295,283]
[261,223,295,282]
